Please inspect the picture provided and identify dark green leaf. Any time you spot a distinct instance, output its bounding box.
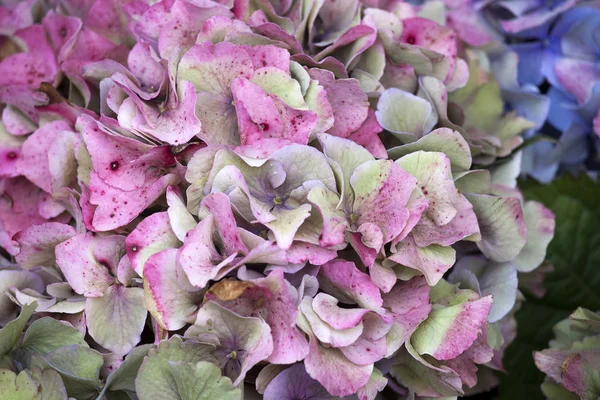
[498,174,600,399]
[0,303,36,359]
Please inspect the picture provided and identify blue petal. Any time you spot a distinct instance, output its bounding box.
[547,86,584,132]
[511,42,546,85]
[503,87,550,128]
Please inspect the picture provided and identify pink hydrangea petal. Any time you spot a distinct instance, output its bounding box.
[0,146,21,177]
[312,293,370,330]
[382,276,432,349]
[0,0,36,36]
[0,25,57,87]
[314,24,377,67]
[14,222,76,269]
[351,160,416,245]
[340,335,387,365]
[242,44,291,72]
[389,235,456,286]
[55,233,124,297]
[346,109,387,159]
[41,11,82,53]
[144,248,203,330]
[400,18,457,82]
[16,121,75,194]
[285,242,338,265]
[308,68,369,138]
[177,215,231,288]
[126,212,181,276]
[208,270,309,364]
[304,335,374,397]
[411,295,493,361]
[80,116,155,190]
[88,170,180,231]
[446,7,494,47]
[300,297,364,348]
[0,177,48,255]
[319,259,384,312]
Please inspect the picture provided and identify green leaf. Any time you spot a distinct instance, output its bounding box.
[13,317,88,368]
[135,336,228,400]
[100,344,153,396]
[138,361,241,400]
[30,368,69,400]
[0,368,69,400]
[32,345,103,400]
[0,303,36,358]
[0,369,40,400]
[498,174,600,400]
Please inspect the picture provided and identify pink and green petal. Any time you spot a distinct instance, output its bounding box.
[55,233,124,297]
[125,212,181,276]
[411,295,493,361]
[14,222,76,269]
[185,301,273,385]
[304,335,374,397]
[465,193,528,263]
[389,236,456,286]
[318,259,384,312]
[143,248,203,331]
[299,297,364,348]
[351,160,416,245]
[86,285,147,355]
[513,201,555,272]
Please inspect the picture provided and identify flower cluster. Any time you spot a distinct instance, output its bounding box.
[429,0,600,182]
[0,0,555,399]
[535,308,600,399]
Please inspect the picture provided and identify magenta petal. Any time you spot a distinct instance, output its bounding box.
[308,68,369,138]
[41,11,81,53]
[0,26,57,87]
[319,259,384,312]
[157,0,232,58]
[285,242,338,266]
[144,248,203,330]
[0,146,21,178]
[382,276,431,347]
[346,109,387,158]
[232,77,316,150]
[340,336,387,365]
[55,233,124,297]
[200,192,248,255]
[304,335,373,397]
[430,295,493,361]
[16,121,75,194]
[243,44,291,72]
[400,17,457,82]
[389,235,455,286]
[126,212,180,276]
[177,215,230,289]
[0,177,48,255]
[88,170,180,231]
[79,115,174,191]
[312,293,370,330]
[14,222,76,269]
[351,160,416,246]
[127,42,166,91]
